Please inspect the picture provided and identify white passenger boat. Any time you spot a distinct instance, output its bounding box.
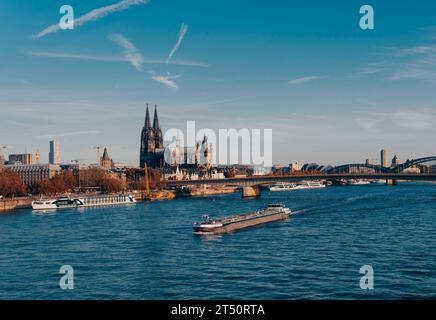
[297,181,325,189]
[268,183,300,191]
[32,194,136,211]
[347,179,371,185]
[267,181,326,191]
[296,181,326,189]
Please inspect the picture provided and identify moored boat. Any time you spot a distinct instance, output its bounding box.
[268,181,326,191]
[32,194,136,211]
[268,183,299,191]
[296,181,326,189]
[347,179,371,185]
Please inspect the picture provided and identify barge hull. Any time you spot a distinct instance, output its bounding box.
[194,212,289,235]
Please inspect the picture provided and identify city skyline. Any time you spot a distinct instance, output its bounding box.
[1,0,436,165]
[0,139,424,169]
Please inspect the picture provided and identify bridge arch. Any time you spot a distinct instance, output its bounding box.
[325,163,390,174]
[326,156,436,174]
[395,156,436,172]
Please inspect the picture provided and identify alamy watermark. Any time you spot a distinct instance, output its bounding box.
[56,4,374,33]
[359,5,374,30]
[59,5,74,30]
[163,121,273,167]
[360,265,374,290]
[59,265,74,290]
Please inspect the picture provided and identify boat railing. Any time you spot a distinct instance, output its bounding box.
[198,206,289,225]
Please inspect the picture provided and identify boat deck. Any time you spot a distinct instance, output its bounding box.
[205,207,290,226]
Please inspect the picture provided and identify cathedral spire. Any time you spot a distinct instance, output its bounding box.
[145,103,151,129]
[102,147,110,160]
[153,104,159,130]
[153,104,164,150]
[140,103,164,168]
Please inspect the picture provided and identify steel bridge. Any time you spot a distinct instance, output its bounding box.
[166,173,436,188]
[165,156,436,190]
[325,156,436,174]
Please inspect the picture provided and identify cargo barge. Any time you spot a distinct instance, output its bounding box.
[193,204,291,235]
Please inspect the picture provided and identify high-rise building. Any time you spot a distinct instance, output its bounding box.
[380,149,388,168]
[139,104,164,168]
[49,140,59,165]
[8,153,32,165]
[0,153,4,171]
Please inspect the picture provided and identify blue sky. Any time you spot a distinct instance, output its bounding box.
[1,0,436,166]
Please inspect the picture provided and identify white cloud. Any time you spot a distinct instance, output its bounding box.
[167,23,188,63]
[33,0,150,39]
[387,45,436,57]
[355,118,383,131]
[356,110,434,131]
[28,50,210,67]
[108,34,180,90]
[108,33,183,90]
[37,130,100,139]
[383,44,436,80]
[29,51,126,62]
[359,29,436,81]
[31,22,207,91]
[392,111,434,130]
[289,76,322,85]
[151,74,180,90]
[356,65,386,75]
[108,33,144,71]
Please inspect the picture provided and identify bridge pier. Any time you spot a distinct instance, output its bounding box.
[242,186,261,198]
[386,179,398,186]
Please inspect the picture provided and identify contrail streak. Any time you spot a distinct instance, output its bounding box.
[167,23,188,63]
[33,0,150,39]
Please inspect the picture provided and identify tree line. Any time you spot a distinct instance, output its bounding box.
[0,170,27,198]
[0,168,163,198]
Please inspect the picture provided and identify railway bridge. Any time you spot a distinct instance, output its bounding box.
[165,173,436,197]
[165,156,436,197]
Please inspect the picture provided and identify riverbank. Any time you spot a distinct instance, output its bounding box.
[0,198,32,213]
[0,186,238,212]
[176,186,239,197]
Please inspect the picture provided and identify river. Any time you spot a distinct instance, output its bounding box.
[1,183,435,299]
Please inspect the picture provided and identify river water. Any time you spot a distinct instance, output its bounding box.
[1,183,435,299]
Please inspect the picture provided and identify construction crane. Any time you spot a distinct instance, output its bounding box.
[143,165,174,201]
[93,146,102,165]
[71,160,81,191]
[144,164,150,196]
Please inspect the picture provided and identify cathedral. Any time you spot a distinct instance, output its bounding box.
[139,104,165,168]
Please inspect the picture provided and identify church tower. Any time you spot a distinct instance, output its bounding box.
[153,105,164,150]
[100,147,113,169]
[139,104,164,168]
[140,104,156,168]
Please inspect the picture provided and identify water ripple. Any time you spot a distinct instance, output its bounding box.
[0,183,436,299]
